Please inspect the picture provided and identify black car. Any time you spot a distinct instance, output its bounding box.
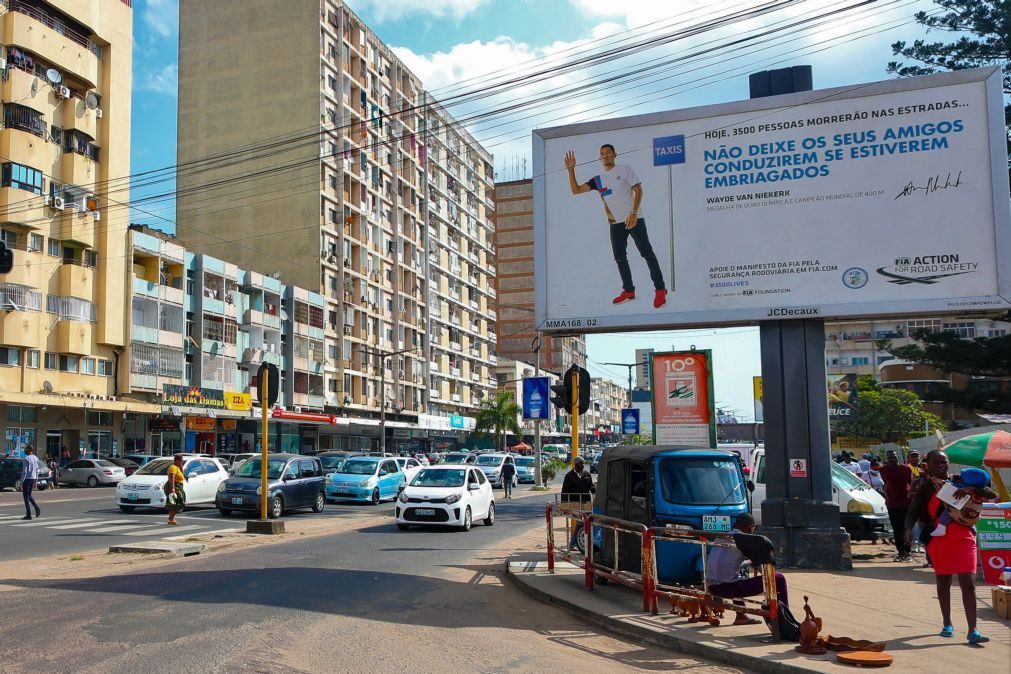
[216,453,326,519]
[108,458,141,476]
[0,458,53,491]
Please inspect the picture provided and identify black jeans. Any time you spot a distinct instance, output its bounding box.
[887,506,909,555]
[22,478,39,517]
[609,219,665,292]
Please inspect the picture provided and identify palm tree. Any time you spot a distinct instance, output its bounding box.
[474,392,522,452]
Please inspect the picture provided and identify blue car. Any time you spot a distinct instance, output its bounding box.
[514,456,537,484]
[325,456,405,504]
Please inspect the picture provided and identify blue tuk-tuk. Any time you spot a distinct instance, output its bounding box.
[592,445,750,585]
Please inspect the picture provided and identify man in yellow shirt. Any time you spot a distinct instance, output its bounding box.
[165,454,186,525]
[906,451,921,478]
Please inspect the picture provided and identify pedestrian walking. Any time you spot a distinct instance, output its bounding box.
[906,449,990,645]
[20,445,43,521]
[46,456,60,490]
[60,446,70,469]
[561,457,595,548]
[165,454,187,525]
[880,450,913,561]
[501,458,516,499]
[840,453,862,478]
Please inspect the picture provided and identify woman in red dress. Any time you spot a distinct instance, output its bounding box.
[913,450,989,645]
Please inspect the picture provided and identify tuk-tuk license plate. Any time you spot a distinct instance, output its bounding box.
[702,515,732,532]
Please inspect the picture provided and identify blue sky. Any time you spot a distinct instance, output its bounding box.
[129,0,942,420]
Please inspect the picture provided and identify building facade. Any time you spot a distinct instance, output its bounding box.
[634,347,655,391]
[492,179,585,375]
[0,0,137,459]
[585,377,628,439]
[174,0,497,450]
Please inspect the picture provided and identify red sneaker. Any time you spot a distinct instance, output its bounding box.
[653,289,667,308]
[612,291,635,305]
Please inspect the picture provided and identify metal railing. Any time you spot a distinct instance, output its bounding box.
[3,0,100,55]
[2,104,46,138]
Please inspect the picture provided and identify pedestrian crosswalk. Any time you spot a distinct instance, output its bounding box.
[0,512,226,539]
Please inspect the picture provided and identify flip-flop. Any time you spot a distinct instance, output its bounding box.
[939,625,954,637]
[967,630,989,645]
[733,617,761,626]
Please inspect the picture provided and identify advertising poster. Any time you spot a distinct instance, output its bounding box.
[522,377,550,420]
[650,350,716,447]
[534,68,1010,333]
[753,376,764,423]
[621,408,640,435]
[827,373,858,426]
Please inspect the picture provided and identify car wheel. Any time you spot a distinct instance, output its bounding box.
[370,488,381,505]
[312,492,325,513]
[268,495,283,519]
[118,505,135,513]
[37,483,47,491]
[396,523,410,531]
[460,506,472,532]
[483,502,495,526]
[87,476,99,488]
[13,478,22,491]
[218,508,232,516]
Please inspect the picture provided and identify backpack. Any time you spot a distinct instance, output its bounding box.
[764,601,802,642]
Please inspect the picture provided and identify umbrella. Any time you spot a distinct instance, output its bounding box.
[511,442,532,451]
[941,431,1011,500]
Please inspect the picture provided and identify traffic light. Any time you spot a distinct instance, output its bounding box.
[575,365,591,415]
[550,374,572,414]
[0,241,12,274]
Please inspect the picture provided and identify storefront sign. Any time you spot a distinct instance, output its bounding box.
[220,419,237,431]
[163,385,225,409]
[149,416,181,432]
[650,350,716,448]
[186,417,216,432]
[450,415,465,429]
[224,392,252,411]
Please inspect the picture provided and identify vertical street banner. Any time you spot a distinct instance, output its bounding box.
[827,373,858,427]
[522,377,550,420]
[650,350,716,447]
[621,408,640,435]
[753,376,764,423]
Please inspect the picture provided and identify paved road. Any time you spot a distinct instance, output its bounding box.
[0,487,397,562]
[0,493,737,674]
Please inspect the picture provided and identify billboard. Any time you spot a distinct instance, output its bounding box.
[534,68,1010,333]
[753,376,764,423]
[522,377,550,420]
[650,350,716,447]
[621,408,640,435]
[827,373,858,426]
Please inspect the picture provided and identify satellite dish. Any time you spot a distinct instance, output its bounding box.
[85,91,99,110]
[42,380,54,394]
[45,68,61,85]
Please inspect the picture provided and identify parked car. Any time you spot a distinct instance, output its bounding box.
[124,454,161,467]
[441,452,477,465]
[108,458,141,476]
[395,465,495,531]
[590,453,602,474]
[474,453,517,489]
[317,451,362,475]
[59,459,126,487]
[514,456,538,484]
[394,456,424,483]
[216,453,326,518]
[116,456,230,512]
[325,456,404,504]
[0,458,54,491]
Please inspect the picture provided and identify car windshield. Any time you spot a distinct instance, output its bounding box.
[658,458,746,506]
[476,455,503,466]
[832,461,873,490]
[443,453,468,463]
[135,459,173,476]
[94,460,116,467]
[515,458,535,467]
[337,459,378,475]
[412,469,466,487]
[319,455,346,469]
[234,459,287,480]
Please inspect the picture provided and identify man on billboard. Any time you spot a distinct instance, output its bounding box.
[564,145,667,308]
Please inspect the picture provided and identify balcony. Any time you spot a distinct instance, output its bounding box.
[0,309,43,348]
[242,347,264,366]
[56,319,92,355]
[160,284,184,305]
[3,1,100,85]
[59,261,94,297]
[130,324,158,344]
[132,276,158,299]
[54,210,95,248]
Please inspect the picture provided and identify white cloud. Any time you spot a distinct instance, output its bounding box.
[143,0,178,38]
[347,0,490,22]
[138,63,178,96]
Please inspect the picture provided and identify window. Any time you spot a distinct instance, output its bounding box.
[81,357,95,374]
[0,283,42,311]
[852,357,870,366]
[1,162,44,195]
[26,349,39,368]
[299,460,317,478]
[223,319,237,345]
[48,238,61,257]
[6,405,37,423]
[84,250,98,268]
[0,347,21,366]
[96,359,111,376]
[59,355,79,373]
[87,411,112,426]
[942,322,975,339]
[202,316,224,342]
[29,233,43,252]
[294,301,309,324]
[2,106,46,139]
[907,319,941,334]
[44,352,56,370]
[47,296,97,322]
[988,328,1008,337]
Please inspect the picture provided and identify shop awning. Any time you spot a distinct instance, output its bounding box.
[270,409,347,426]
[5,391,161,414]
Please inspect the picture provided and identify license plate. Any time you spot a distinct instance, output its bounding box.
[702,515,732,532]
[128,493,138,501]
[415,508,436,516]
[231,497,243,505]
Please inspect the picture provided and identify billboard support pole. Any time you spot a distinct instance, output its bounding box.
[571,369,579,463]
[533,334,543,488]
[751,67,850,571]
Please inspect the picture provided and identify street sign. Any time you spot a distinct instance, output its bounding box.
[790,459,808,478]
[621,408,640,435]
[522,376,550,420]
[256,362,279,407]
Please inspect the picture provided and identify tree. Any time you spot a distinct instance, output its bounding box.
[856,374,880,392]
[884,329,1011,413]
[887,0,1010,184]
[474,392,522,451]
[835,387,944,443]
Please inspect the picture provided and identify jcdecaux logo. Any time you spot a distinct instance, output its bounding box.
[653,135,685,166]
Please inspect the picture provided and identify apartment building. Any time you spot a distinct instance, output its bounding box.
[585,377,628,438]
[174,1,498,451]
[492,178,586,374]
[634,348,655,391]
[0,0,136,459]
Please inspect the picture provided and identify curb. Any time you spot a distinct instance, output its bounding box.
[505,562,816,674]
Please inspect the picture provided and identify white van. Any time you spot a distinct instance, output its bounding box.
[750,448,890,542]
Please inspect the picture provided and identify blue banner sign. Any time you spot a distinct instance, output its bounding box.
[522,377,550,420]
[621,408,640,435]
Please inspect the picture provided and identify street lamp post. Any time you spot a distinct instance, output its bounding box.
[532,334,543,488]
[358,345,417,455]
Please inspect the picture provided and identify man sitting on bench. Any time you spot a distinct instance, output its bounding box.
[706,513,790,625]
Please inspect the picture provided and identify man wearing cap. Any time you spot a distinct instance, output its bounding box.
[561,456,595,548]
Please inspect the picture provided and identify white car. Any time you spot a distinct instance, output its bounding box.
[395,465,495,531]
[116,456,230,512]
[474,453,517,489]
[394,456,424,483]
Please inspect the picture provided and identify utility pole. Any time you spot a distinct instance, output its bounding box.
[358,345,417,455]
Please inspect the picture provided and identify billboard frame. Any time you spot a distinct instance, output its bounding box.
[649,349,717,447]
[533,67,1011,335]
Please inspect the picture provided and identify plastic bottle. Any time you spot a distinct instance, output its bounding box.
[1001,567,1011,585]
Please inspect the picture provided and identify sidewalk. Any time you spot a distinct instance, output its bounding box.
[508,544,1009,673]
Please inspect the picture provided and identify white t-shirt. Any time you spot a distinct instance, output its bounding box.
[841,460,861,476]
[858,459,871,474]
[586,164,641,223]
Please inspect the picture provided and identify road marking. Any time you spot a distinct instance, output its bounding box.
[123,524,209,536]
[11,518,96,527]
[48,519,138,530]
[80,524,169,533]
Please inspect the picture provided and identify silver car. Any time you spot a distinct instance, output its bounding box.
[58,459,126,487]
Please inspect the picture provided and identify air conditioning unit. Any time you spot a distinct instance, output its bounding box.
[92,211,100,221]
[95,108,103,119]
[43,195,51,206]
[57,86,70,99]
[52,196,65,211]
[78,201,89,213]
